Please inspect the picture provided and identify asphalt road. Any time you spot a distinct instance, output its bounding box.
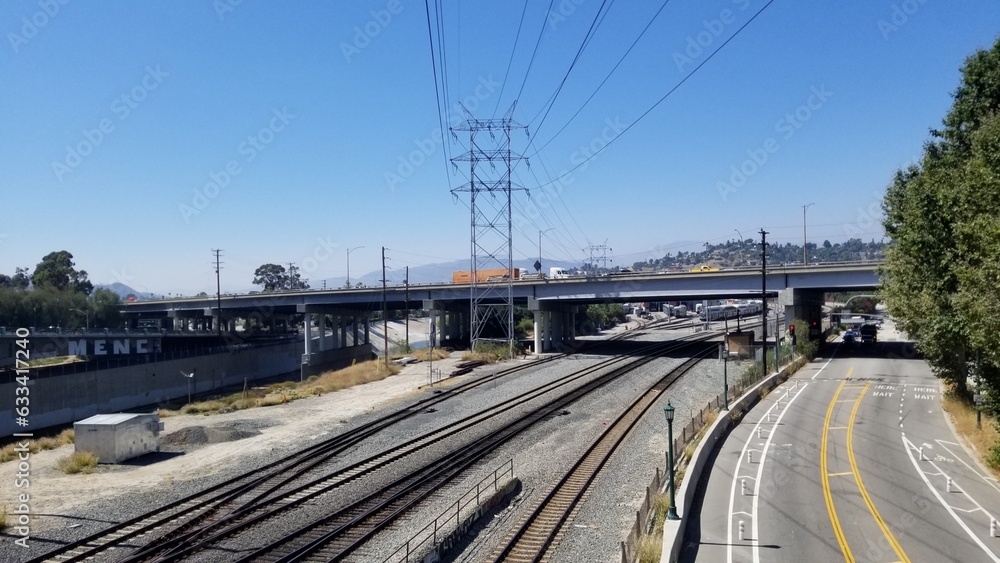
[681,322,1000,562]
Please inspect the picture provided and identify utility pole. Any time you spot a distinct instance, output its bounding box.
[802,203,814,265]
[759,230,769,375]
[382,246,388,367]
[212,249,223,336]
[404,266,410,351]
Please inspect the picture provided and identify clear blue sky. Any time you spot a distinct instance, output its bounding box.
[2,0,998,294]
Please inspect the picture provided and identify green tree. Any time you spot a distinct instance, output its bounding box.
[253,263,287,292]
[881,37,1000,403]
[32,251,93,295]
[91,288,123,329]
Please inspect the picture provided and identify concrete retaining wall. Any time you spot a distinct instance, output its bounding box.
[660,360,800,563]
[1,342,301,438]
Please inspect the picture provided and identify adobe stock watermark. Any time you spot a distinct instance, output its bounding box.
[513,116,628,233]
[547,0,590,31]
[340,0,403,63]
[673,0,751,73]
[878,0,928,40]
[178,107,296,222]
[51,65,169,182]
[7,0,72,54]
[717,85,834,201]
[384,74,500,192]
[213,0,249,21]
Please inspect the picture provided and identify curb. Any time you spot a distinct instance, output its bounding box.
[660,360,801,563]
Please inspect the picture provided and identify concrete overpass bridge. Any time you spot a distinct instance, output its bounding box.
[122,262,881,375]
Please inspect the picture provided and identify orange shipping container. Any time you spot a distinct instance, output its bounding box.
[451,268,520,284]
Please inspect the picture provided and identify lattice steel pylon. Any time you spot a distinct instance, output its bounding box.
[451,103,528,359]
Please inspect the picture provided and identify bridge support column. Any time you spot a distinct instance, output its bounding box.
[569,311,576,342]
[552,312,563,352]
[533,311,542,355]
[317,312,327,352]
[544,311,553,352]
[779,289,825,329]
[303,308,312,359]
[364,315,370,345]
[339,315,347,348]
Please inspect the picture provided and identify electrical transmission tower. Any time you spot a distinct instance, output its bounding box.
[585,243,611,274]
[451,103,528,358]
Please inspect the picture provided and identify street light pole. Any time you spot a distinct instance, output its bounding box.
[664,402,679,520]
[346,246,365,288]
[802,203,814,265]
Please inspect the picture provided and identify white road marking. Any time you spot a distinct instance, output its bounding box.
[936,440,1000,493]
[901,436,1000,562]
[726,382,808,563]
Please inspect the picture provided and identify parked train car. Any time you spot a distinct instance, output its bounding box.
[672,305,688,318]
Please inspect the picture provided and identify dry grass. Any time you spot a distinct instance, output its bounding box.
[637,531,663,563]
[0,428,75,463]
[410,348,449,362]
[158,360,401,418]
[57,451,99,474]
[942,388,1000,476]
[462,341,524,363]
[28,355,85,368]
[0,506,6,531]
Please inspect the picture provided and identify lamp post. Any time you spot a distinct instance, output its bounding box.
[180,369,195,405]
[346,246,365,288]
[538,228,555,273]
[802,203,814,265]
[71,308,91,331]
[664,402,679,520]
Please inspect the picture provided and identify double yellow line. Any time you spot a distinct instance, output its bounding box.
[821,371,911,562]
[820,378,854,562]
[847,381,910,562]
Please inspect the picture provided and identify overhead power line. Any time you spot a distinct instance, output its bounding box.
[532,0,674,156]
[493,0,530,118]
[529,0,776,191]
[514,0,557,105]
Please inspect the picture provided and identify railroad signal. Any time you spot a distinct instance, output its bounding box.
[789,324,796,345]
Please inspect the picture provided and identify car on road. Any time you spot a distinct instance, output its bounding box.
[842,330,859,345]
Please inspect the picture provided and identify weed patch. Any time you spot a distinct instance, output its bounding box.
[57,451,99,474]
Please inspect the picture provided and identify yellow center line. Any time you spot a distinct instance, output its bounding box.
[828,472,853,477]
[847,381,912,562]
[821,376,855,562]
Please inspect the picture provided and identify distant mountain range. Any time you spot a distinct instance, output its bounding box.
[97,283,155,300]
[315,258,582,289]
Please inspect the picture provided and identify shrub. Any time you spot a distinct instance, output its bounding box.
[463,341,525,363]
[57,451,99,474]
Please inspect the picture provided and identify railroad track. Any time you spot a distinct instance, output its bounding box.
[490,348,715,562]
[223,338,717,562]
[32,321,735,563]
[30,348,579,563]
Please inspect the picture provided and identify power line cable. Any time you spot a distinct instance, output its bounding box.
[529,0,776,190]
[529,0,615,136]
[493,0,530,118]
[532,0,673,156]
[514,0,557,105]
[423,0,453,191]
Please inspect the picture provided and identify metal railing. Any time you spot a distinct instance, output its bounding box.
[383,459,515,563]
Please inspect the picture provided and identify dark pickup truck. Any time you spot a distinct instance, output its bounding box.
[860,324,878,344]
